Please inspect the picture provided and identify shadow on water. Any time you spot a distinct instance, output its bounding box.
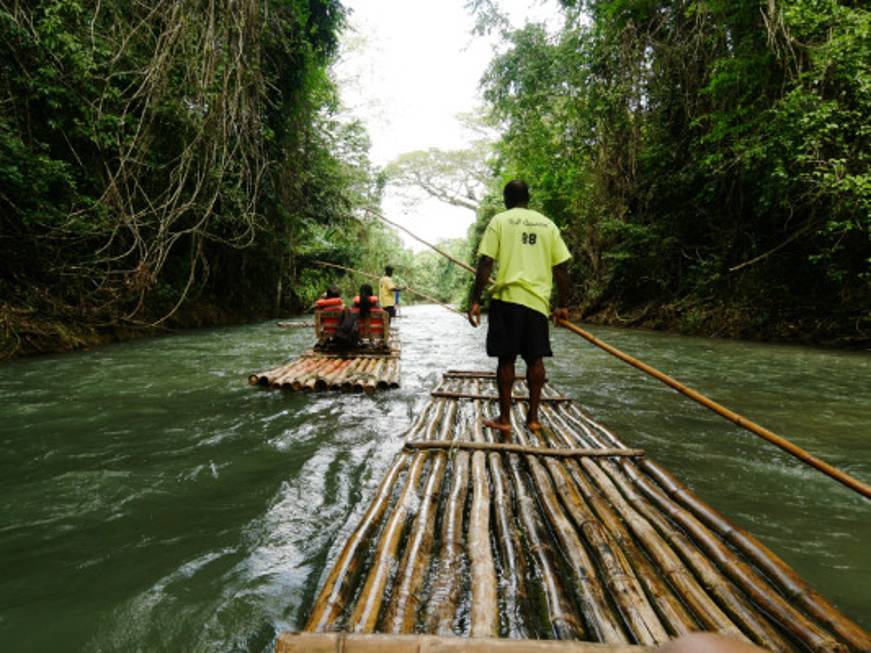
[0,305,868,651]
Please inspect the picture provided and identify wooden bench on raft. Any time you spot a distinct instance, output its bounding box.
[314,309,391,350]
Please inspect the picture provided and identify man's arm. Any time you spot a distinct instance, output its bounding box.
[467,255,494,327]
[552,261,570,324]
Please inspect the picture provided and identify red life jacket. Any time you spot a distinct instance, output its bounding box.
[352,295,379,308]
[315,296,344,309]
[316,296,344,335]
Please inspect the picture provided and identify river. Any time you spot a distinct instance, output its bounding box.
[1,305,868,651]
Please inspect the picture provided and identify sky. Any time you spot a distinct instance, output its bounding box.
[334,0,561,251]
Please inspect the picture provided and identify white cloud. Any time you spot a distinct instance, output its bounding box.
[335,0,562,250]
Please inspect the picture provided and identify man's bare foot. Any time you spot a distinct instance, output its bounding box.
[483,417,512,434]
[526,420,542,433]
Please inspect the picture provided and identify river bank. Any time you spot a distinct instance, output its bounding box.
[5,295,868,361]
[0,301,275,361]
[580,297,871,350]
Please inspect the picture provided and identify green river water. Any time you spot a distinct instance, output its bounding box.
[1,305,868,652]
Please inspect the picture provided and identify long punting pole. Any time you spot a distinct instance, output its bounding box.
[374,218,870,498]
[314,259,465,317]
[368,210,478,276]
[556,319,871,499]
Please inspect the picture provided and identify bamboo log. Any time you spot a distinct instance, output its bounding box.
[404,441,644,459]
[443,370,547,382]
[524,432,669,643]
[273,358,316,389]
[431,390,569,403]
[640,460,871,651]
[328,358,358,389]
[423,439,471,635]
[305,403,437,631]
[277,632,654,653]
[538,406,728,640]
[500,413,585,640]
[506,406,629,645]
[469,397,499,638]
[258,359,308,387]
[305,452,412,631]
[550,404,794,648]
[477,383,535,639]
[620,461,849,653]
[293,358,334,390]
[597,460,796,652]
[557,319,871,499]
[348,401,446,632]
[382,402,458,632]
[299,358,342,391]
[487,441,534,639]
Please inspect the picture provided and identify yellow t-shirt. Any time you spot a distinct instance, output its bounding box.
[477,208,571,316]
[379,275,397,308]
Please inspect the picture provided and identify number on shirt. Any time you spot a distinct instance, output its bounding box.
[521,232,537,245]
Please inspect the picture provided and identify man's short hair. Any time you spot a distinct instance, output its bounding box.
[503,179,530,208]
[385,265,394,276]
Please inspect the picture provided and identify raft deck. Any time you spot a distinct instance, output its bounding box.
[249,332,400,393]
[281,370,869,652]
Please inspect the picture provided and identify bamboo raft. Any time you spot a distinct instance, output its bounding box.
[281,370,870,653]
[249,332,400,393]
[277,321,316,328]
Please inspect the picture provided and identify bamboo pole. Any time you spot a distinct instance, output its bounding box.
[554,406,793,649]
[487,435,534,639]
[500,411,585,640]
[469,394,500,638]
[472,376,536,639]
[305,402,437,631]
[404,441,644,459]
[349,400,447,632]
[596,459,797,652]
[423,420,471,635]
[382,401,457,632]
[430,390,570,403]
[558,407,856,650]
[277,632,654,653]
[557,319,871,499]
[540,406,744,640]
[640,460,871,651]
[507,405,628,644]
[619,461,849,653]
[315,260,465,317]
[513,410,668,645]
[367,211,478,276]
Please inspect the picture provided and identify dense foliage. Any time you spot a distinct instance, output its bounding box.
[471,0,870,343]
[0,0,390,355]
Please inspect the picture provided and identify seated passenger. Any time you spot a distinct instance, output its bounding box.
[314,286,344,343]
[351,283,380,316]
[350,284,387,347]
[314,285,344,311]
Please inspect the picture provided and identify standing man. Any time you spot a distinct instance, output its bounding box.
[467,180,571,434]
[379,265,405,319]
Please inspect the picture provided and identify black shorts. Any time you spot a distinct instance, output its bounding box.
[486,299,552,363]
[384,305,396,318]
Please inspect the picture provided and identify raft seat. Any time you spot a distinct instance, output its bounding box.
[315,309,391,348]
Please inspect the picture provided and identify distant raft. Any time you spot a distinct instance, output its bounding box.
[278,370,869,653]
[249,329,400,393]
